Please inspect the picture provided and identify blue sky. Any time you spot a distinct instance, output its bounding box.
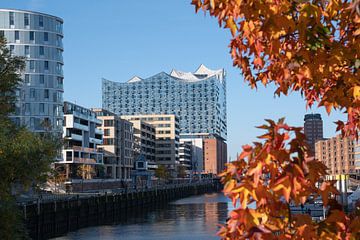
[2,0,345,159]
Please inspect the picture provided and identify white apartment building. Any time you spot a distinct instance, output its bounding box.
[59,102,103,180]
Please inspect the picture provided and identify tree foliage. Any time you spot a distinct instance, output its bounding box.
[155,165,171,180]
[191,1,360,239]
[0,37,58,239]
[192,0,360,137]
[218,119,359,239]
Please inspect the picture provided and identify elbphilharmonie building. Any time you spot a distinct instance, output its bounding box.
[102,64,227,140]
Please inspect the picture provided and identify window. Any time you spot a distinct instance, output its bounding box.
[56,63,62,73]
[25,45,30,56]
[25,103,30,113]
[29,60,35,70]
[38,46,44,57]
[30,88,35,98]
[0,31,4,37]
[39,75,44,84]
[44,89,49,99]
[44,32,48,42]
[25,74,30,84]
[39,15,43,27]
[57,77,63,87]
[104,129,110,136]
[24,13,29,26]
[39,103,45,113]
[104,120,114,127]
[29,31,34,41]
[9,12,14,26]
[103,138,114,145]
[44,61,49,70]
[15,31,19,40]
[9,45,14,54]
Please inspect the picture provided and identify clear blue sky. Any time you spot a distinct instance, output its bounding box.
[2,0,345,159]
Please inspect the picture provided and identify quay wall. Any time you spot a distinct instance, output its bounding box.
[20,181,222,239]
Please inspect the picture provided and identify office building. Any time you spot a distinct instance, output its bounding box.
[315,135,355,176]
[59,102,103,180]
[0,9,64,133]
[126,119,156,169]
[92,108,134,181]
[304,113,323,155]
[122,114,179,172]
[102,64,227,140]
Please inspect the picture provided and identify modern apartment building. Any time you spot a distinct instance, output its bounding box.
[122,114,180,172]
[126,119,156,169]
[0,9,64,133]
[102,64,227,140]
[59,102,103,180]
[315,135,355,176]
[179,141,192,172]
[304,113,324,155]
[92,109,134,181]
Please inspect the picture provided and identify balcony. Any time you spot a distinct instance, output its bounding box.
[73,157,97,164]
[95,128,103,135]
[73,122,89,131]
[90,137,102,145]
[72,146,98,153]
[68,133,82,141]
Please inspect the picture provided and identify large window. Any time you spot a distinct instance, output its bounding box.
[9,12,14,26]
[29,31,34,41]
[29,60,35,70]
[44,61,49,70]
[104,120,114,127]
[39,75,44,84]
[25,45,30,56]
[44,32,48,42]
[39,46,44,56]
[24,13,29,26]
[104,129,110,136]
[39,15,43,27]
[15,31,19,40]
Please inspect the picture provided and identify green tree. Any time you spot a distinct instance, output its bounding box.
[177,165,187,178]
[155,165,170,181]
[0,37,58,239]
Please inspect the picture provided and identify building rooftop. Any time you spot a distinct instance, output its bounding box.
[0,8,63,22]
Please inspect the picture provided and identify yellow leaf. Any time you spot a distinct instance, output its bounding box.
[286,52,292,60]
[353,86,360,99]
[226,17,237,37]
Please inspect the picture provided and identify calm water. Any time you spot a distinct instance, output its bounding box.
[53,193,232,240]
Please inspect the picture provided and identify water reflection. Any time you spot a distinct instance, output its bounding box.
[54,193,231,240]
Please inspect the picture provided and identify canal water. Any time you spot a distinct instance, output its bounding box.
[53,192,232,240]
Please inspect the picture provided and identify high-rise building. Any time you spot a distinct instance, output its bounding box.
[59,102,103,180]
[122,114,180,172]
[304,113,323,154]
[315,135,355,176]
[92,108,134,181]
[102,64,227,140]
[0,9,64,133]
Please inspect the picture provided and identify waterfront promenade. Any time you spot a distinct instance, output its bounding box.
[18,180,222,239]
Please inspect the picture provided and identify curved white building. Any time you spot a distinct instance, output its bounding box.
[102,64,227,140]
[0,9,64,133]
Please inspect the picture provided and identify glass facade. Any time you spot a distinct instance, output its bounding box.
[0,9,64,133]
[102,64,227,140]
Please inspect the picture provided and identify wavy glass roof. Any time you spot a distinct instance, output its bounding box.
[120,64,225,83]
